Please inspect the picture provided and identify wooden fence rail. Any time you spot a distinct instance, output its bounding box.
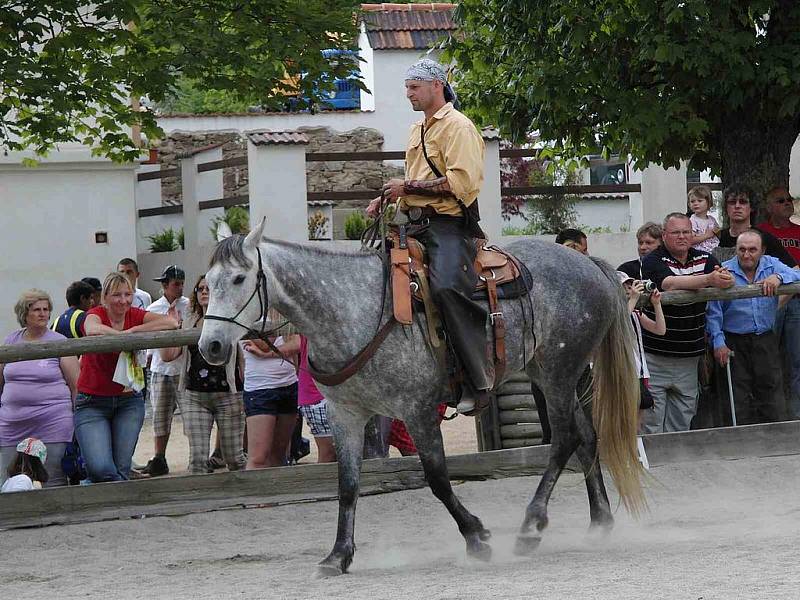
[0,283,798,364]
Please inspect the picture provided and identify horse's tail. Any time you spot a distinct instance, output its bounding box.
[590,257,647,516]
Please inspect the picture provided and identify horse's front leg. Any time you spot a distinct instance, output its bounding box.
[318,402,369,577]
[405,406,492,561]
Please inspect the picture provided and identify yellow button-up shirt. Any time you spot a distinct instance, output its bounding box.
[399,102,485,217]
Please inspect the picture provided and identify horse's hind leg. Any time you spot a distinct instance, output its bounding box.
[318,403,369,577]
[515,382,581,556]
[404,410,492,561]
[572,397,614,530]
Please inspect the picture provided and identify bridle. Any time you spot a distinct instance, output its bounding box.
[204,246,287,356]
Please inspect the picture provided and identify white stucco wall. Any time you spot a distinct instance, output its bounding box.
[0,149,138,335]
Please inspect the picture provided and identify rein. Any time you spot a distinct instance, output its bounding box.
[205,242,396,385]
[204,246,287,358]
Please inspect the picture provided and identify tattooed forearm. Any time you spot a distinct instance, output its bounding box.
[403,177,454,197]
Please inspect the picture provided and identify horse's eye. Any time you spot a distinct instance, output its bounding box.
[233,275,245,285]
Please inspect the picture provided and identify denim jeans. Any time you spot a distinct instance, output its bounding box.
[74,392,145,482]
[774,296,800,419]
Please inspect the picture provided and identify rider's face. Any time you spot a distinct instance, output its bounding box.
[405,80,440,112]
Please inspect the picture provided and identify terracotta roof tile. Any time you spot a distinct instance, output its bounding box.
[362,3,456,50]
[246,131,310,145]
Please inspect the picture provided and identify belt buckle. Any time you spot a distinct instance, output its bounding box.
[408,207,423,222]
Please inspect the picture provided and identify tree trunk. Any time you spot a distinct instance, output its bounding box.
[719,115,798,220]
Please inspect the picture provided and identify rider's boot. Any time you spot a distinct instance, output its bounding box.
[456,384,491,416]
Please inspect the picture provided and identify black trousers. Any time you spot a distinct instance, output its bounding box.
[415,218,493,390]
[724,331,786,425]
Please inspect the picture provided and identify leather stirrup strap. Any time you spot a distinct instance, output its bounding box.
[390,246,413,325]
[415,269,441,349]
[307,319,397,387]
[485,273,506,385]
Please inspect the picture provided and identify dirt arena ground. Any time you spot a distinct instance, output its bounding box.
[3,451,799,599]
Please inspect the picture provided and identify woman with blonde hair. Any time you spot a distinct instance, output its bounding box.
[159,274,246,474]
[0,289,79,487]
[75,273,177,482]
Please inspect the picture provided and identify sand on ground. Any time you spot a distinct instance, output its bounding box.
[3,453,799,599]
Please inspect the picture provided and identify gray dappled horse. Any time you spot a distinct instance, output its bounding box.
[198,219,644,576]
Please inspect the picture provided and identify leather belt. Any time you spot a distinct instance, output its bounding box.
[404,206,460,223]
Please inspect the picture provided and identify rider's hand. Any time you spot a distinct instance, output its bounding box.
[382,178,405,203]
[366,196,382,218]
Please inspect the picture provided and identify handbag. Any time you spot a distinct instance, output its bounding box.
[639,379,655,410]
[61,437,87,485]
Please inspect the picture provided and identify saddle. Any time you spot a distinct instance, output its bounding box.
[387,228,532,389]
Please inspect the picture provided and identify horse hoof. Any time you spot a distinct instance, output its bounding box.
[513,534,541,557]
[316,564,344,578]
[467,540,493,562]
[479,528,492,541]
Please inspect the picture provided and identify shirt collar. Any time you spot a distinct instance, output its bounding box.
[424,102,453,123]
[728,255,766,279]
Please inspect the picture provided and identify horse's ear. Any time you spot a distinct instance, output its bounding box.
[243,217,266,249]
[216,221,233,242]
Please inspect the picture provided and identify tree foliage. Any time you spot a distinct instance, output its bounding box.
[448,1,800,191]
[1,1,361,161]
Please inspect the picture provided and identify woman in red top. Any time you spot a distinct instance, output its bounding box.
[75,273,177,482]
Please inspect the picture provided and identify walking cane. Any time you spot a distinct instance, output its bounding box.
[725,350,737,427]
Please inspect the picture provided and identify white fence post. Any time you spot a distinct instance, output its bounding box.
[640,161,688,225]
[246,131,310,242]
[481,131,503,241]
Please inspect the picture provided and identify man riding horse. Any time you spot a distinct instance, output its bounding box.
[367,58,491,415]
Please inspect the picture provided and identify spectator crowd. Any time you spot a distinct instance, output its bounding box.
[1,183,799,491]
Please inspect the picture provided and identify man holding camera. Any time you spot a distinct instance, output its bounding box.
[639,213,735,433]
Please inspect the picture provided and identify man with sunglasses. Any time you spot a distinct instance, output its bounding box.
[759,187,800,418]
[717,184,796,267]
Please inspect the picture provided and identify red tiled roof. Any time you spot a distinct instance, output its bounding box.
[361,3,456,50]
[246,131,310,145]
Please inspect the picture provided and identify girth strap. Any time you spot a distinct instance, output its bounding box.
[307,318,397,387]
[484,270,506,385]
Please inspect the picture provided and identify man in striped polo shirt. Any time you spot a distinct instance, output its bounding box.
[640,213,735,433]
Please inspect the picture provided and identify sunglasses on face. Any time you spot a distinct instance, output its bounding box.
[196,286,209,293]
[726,198,750,206]
[772,197,793,204]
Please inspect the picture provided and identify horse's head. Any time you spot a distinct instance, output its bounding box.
[199,218,267,365]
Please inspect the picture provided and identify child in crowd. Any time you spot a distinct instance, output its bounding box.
[298,336,336,463]
[688,185,720,252]
[2,437,49,493]
[617,272,666,437]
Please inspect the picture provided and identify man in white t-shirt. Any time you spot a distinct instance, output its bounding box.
[117,258,153,309]
[140,265,189,477]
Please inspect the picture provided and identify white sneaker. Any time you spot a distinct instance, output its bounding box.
[456,398,476,413]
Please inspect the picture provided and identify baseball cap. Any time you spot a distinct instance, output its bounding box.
[153,265,185,283]
[616,271,635,285]
[16,437,47,464]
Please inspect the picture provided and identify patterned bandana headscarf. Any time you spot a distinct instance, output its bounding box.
[16,437,47,464]
[405,58,460,109]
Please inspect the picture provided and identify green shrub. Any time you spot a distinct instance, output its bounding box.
[210,205,250,238]
[344,211,370,240]
[147,227,183,253]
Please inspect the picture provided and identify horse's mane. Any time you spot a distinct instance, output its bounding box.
[209,235,380,269]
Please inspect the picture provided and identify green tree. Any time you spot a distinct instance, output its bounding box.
[1,1,361,162]
[448,1,800,198]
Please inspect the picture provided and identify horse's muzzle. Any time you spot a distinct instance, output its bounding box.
[200,338,230,366]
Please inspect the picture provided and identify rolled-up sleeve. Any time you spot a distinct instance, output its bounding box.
[443,124,484,205]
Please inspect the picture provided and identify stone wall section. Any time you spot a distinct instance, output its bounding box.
[153,127,403,210]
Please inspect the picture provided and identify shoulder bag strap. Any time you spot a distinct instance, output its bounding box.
[420,123,444,178]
